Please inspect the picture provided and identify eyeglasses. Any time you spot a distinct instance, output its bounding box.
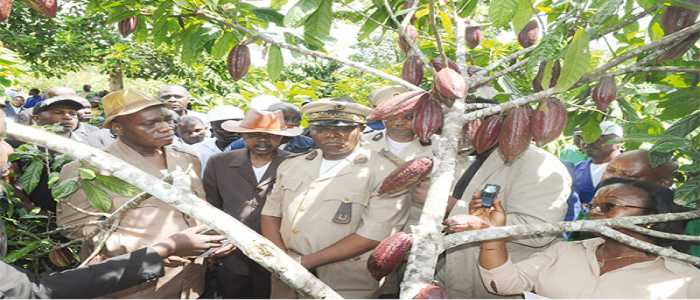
[583,202,655,214]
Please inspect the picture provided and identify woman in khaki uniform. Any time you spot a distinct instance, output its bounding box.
[261,99,409,298]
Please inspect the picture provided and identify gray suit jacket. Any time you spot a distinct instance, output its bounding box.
[202,148,289,275]
[0,247,164,299]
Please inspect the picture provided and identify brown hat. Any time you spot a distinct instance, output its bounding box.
[102,89,163,127]
[221,109,303,137]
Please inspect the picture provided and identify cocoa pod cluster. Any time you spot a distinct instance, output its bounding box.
[367,91,427,121]
[402,55,424,86]
[413,97,443,144]
[498,106,532,163]
[118,16,138,38]
[227,44,251,81]
[0,0,12,22]
[532,60,561,92]
[26,0,56,18]
[591,75,616,111]
[378,156,433,195]
[658,2,700,61]
[414,284,448,299]
[531,98,567,147]
[367,232,413,280]
[517,20,541,48]
[464,20,482,49]
[399,25,418,54]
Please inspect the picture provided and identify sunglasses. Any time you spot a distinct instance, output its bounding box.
[583,202,655,214]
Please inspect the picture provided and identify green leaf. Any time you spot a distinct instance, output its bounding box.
[284,0,322,27]
[81,181,112,212]
[358,8,389,40]
[511,0,534,33]
[211,32,238,60]
[527,31,564,69]
[79,168,96,180]
[47,172,60,188]
[19,160,43,194]
[665,111,700,137]
[272,0,289,9]
[649,21,665,42]
[676,176,700,206]
[541,60,555,89]
[3,240,41,264]
[650,137,690,153]
[555,29,591,92]
[592,0,622,25]
[51,178,80,200]
[457,0,479,17]
[635,0,657,10]
[581,115,602,144]
[438,10,454,38]
[180,25,215,65]
[267,45,283,81]
[94,175,140,198]
[489,0,518,28]
[253,8,285,26]
[303,0,332,45]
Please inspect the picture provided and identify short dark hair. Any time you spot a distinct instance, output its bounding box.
[29,88,40,95]
[83,84,92,92]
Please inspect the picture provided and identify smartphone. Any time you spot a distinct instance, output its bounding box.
[480,184,501,208]
[199,239,230,259]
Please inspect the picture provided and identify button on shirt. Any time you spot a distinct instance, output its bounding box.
[479,238,700,298]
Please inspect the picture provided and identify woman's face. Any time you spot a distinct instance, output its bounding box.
[588,183,655,220]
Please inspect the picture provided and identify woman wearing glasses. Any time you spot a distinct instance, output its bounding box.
[468,177,699,298]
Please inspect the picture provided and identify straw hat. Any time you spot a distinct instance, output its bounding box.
[221,109,303,136]
[102,89,163,127]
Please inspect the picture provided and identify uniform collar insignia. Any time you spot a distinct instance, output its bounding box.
[305,150,318,160]
[372,132,384,141]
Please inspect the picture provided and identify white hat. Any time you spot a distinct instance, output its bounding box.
[600,121,623,138]
[248,95,281,111]
[207,105,244,122]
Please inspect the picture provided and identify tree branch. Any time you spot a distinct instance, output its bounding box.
[6,122,343,299]
[616,224,700,242]
[428,0,448,65]
[598,226,700,265]
[383,0,435,74]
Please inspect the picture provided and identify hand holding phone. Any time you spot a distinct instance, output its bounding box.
[480,184,501,208]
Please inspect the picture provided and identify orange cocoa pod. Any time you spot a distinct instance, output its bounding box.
[367,232,413,280]
[402,55,424,86]
[378,156,433,195]
[399,25,418,53]
[591,75,616,111]
[368,91,427,121]
[532,60,561,92]
[0,0,12,22]
[118,16,138,38]
[473,114,503,154]
[434,68,467,100]
[465,20,482,49]
[531,98,567,146]
[498,106,531,164]
[414,284,448,299]
[227,44,251,81]
[413,97,443,144]
[25,0,55,18]
[517,20,541,48]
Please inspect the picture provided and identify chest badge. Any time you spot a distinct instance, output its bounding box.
[332,200,353,224]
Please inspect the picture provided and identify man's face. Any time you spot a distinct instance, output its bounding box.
[160,93,190,113]
[310,124,362,159]
[11,97,24,108]
[384,111,415,137]
[177,120,208,145]
[242,132,282,156]
[211,120,241,145]
[112,106,175,149]
[33,104,79,134]
[582,134,619,161]
[602,150,675,187]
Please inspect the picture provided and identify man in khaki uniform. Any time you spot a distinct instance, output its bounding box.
[57,89,207,298]
[260,99,408,298]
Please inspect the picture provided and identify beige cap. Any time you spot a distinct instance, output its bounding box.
[302,99,371,126]
[367,86,409,107]
[103,89,164,127]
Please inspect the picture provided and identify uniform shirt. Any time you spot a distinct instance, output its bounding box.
[57,139,206,299]
[71,123,115,149]
[480,238,700,298]
[261,146,408,298]
[362,131,432,162]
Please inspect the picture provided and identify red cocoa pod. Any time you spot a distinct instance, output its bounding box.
[661,4,699,35]
[399,25,418,53]
[118,16,138,38]
[517,20,541,48]
[368,90,426,120]
[444,214,487,233]
[462,118,482,145]
[531,98,567,146]
[414,284,448,299]
[532,60,561,92]
[26,0,56,18]
[473,114,503,154]
[402,55,424,86]
[49,248,72,268]
[658,33,700,62]
[0,0,12,22]
[413,97,443,144]
[465,20,482,49]
[378,156,433,195]
[430,58,462,74]
[498,106,531,164]
[434,68,467,100]
[430,85,454,107]
[367,232,413,280]
[227,44,251,81]
[591,75,616,111]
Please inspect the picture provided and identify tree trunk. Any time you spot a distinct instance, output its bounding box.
[109,66,124,91]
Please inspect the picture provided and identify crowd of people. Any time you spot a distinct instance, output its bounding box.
[0,83,698,298]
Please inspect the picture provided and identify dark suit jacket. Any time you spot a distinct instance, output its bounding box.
[203,148,288,275]
[0,247,164,298]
